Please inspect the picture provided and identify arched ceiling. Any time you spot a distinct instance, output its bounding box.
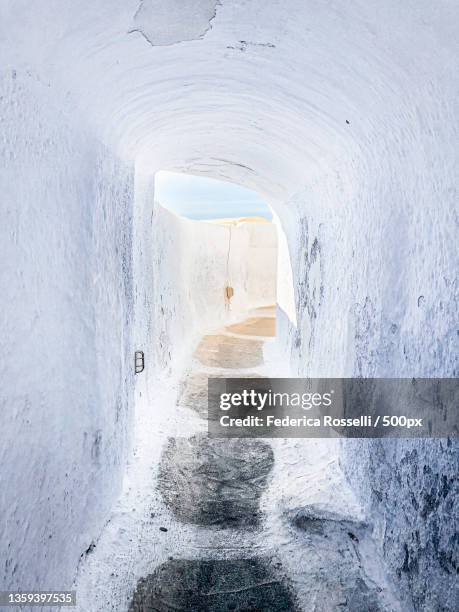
[2,0,457,201]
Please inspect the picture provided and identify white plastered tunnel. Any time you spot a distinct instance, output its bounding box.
[0,1,457,610]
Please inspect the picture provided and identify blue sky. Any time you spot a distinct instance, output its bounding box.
[154,171,272,220]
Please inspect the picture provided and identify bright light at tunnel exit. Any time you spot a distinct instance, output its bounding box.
[155,170,273,221]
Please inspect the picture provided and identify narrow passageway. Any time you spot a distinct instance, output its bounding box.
[75,307,401,612]
[2,4,457,611]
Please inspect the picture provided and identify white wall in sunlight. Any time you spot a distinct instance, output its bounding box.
[149,204,277,376]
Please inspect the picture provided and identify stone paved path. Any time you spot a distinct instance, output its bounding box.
[129,559,296,611]
[157,434,274,528]
[74,306,403,612]
[129,306,299,610]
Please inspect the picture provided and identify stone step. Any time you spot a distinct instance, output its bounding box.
[128,558,298,611]
[225,316,276,337]
[194,334,263,368]
[177,372,262,419]
[285,507,394,611]
[157,433,274,527]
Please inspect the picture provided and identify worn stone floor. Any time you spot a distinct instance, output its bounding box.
[129,307,299,610]
[74,307,403,612]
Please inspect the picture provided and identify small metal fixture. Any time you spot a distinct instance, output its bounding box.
[135,351,145,374]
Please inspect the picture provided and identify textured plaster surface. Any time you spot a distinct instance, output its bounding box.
[1,1,457,608]
[0,69,135,591]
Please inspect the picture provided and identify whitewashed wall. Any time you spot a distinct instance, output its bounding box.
[0,69,135,593]
[148,204,277,376]
[277,93,458,611]
[1,2,457,609]
[246,222,278,308]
